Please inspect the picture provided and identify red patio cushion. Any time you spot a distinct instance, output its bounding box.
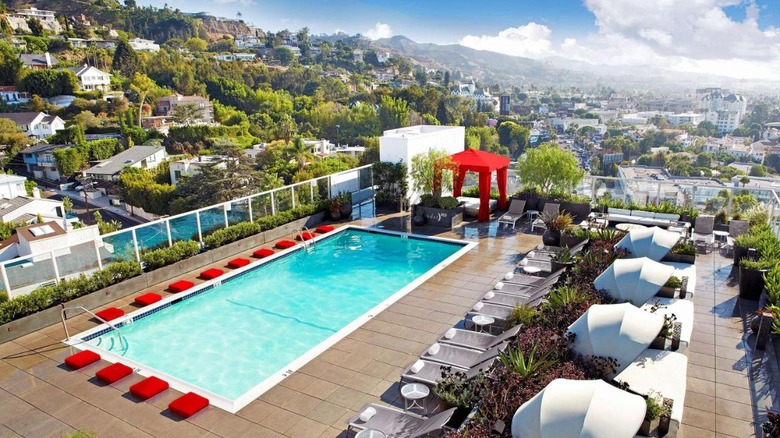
[130,376,169,400]
[199,268,224,280]
[253,248,275,258]
[169,392,209,418]
[227,258,250,269]
[168,280,195,293]
[275,240,296,249]
[65,350,100,370]
[95,307,124,322]
[96,362,133,384]
[134,293,162,307]
[315,225,334,233]
[296,232,315,241]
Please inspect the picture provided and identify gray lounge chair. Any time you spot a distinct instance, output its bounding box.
[531,202,560,232]
[347,404,456,437]
[726,219,749,256]
[498,199,527,229]
[467,302,516,322]
[483,287,553,308]
[438,324,522,351]
[496,273,561,295]
[421,344,506,368]
[400,352,499,386]
[691,215,715,251]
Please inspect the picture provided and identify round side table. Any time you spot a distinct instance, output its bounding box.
[471,314,495,333]
[400,382,430,415]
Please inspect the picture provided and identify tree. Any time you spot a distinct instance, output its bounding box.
[53,148,87,177]
[697,121,718,137]
[170,103,200,125]
[740,176,751,187]
[184,37,207,52]
[443,71,451,88]
[409,150,458,199]
[275,46,294,66]
[112,40,139,77]
[287,136,311,171]
[378,95,409,131]
[0,119,30,164]
[18,70,78,97]
[62,196,72,213]
[497,121,530,157]
[0,41,21,85]
[130,73,156,128]
[26,18,44,37]
[515,143,585,196]
[750,165,767,177]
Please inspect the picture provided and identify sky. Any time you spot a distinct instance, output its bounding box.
[145,0,780,80]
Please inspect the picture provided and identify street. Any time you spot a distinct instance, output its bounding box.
[45,191,147,229]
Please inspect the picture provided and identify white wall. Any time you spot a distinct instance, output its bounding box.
[379,125,465,204]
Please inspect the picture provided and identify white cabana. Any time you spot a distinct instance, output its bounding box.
[568,303,664,374]
[511,378,645,438]
[616,349,688,423]
[615,226,680,261]
[594,257,675,306]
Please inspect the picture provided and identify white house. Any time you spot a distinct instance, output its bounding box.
[379,125,465,204]
[0,197,66,227]
[0,86,29,105]
[0,112,65,139]
[67,65,111,92]
[85,146,167,182]
[128,38,160,52]
[0,174,28,199]
[666,113,705,127]
[168,155,226,186]
[452,81,499,112]
[0,221,101,265]
[700,89,747,134]
[235,34,263,50]
[215,53,258,62]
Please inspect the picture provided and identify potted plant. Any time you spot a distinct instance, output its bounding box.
[551,247,576,272]
[764,411,780,438]
[559,193,592,223]
[541,212,574,247]
[739,256,774,300]
[413,194,464,229]
[661,241,696,264]
[338,192,353,219]
[409,150,463,229]
[561,225,590,248]
[650,314,676,349]
[433,371,485,429]
[329,197,342,221]
[659,276,682,298]
[764,265,780,306]
[516,187,539,212]
[733,231,763,265]
[639,391,669,436]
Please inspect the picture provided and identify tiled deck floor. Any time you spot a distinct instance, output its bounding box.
[0,213,776,437]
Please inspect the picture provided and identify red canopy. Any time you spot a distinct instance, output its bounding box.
[450,149,511,222]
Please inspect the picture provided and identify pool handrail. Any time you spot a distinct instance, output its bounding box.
[61,305,127,350]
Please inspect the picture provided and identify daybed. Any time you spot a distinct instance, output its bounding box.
[457,196,498,217]
[602,207,688,229]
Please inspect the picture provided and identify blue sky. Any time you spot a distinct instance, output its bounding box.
[145,0,780,79]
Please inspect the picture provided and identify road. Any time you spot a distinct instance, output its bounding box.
[45,192,146,229]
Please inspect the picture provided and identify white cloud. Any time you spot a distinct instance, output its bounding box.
[365,22,393,40]
[459,23,555,58]
[458,1,780,79]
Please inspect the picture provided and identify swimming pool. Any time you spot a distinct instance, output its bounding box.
[71,227,475,412]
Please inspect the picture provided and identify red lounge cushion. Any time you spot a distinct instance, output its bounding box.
[253,248,275,258]
[199,268,224,280]
[65,350,100,369]
[134,293,162,307]
[169,392,209,418]
[96,362,133,384]
[227,258,250,269]
[275,240,296,249]
[95,307,124,322]
[316,225,334,233]
[296,232,315,241]
[168,280,195,293]
[130,376,169,400]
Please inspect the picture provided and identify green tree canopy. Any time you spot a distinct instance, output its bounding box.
[0,119,30,165]
[0,41,21,85]
[516,143,585,196]
[112,40,140,77]
[18,70,78,97]
[53,148,87,176]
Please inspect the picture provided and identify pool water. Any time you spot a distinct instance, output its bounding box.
[86,229,465,402]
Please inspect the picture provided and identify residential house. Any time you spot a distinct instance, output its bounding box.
[168,155,227,186]
[215,53,258,62]
[128,38,160,52]
[21,144,70,181]
[452,81,499,112]
[85,146,167,182]
[66,65,111,92]
[235,34,263,50]
[155,94,213,124]
[703,136,760,162]
[0,112,65,139]
[0,87,30,105]
[6,8,62,34]
[279,45,301,57]
[19,52,58,70]
[0,221,101,263]
[666,113,705,127]
[67,38,117,50]
[0,197,66,226]
[0,175,28,199]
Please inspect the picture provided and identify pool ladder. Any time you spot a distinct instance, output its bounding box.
[299,226,315,252]
[61,305,128,351]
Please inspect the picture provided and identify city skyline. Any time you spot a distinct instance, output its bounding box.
[142,1,778,79]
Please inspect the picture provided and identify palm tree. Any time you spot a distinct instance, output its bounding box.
[287,136,311,171]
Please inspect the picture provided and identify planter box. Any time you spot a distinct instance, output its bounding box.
[560,234,586,249]
[738,265,767,300]
[414,205,463,229]
[661,253,696,264]
[561,201,591,222]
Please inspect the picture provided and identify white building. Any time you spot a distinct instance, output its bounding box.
[0,197,66,227]
[0,221,101,265]
[6,8,62,34]
[128,38,160,52]
[703,136,763,163]
[452,81,499,112]
[666,113,705,127]
[700,89,747,134]
[235,34,263,50]
[85,146,167,182]
[215,53,258,62]
[0,112,65,139]
[550,118,602,132]
[67,65,111,91]
[0,175,28,199]
[379,125,465,204]
[0,86,29,105]
[168,156,226,186]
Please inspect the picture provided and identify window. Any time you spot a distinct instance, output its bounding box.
[174,170,181,179]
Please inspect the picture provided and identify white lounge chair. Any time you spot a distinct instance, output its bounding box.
[497,199,527,229]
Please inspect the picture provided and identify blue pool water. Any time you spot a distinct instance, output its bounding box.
[86,229,465,400]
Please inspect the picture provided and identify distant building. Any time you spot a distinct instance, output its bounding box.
[0,174,28,199]
[499,95,511,116]
[0,221,101,263]
[168,155,227,186]
[0,112,65,139]
[234,34,263,50]
[155,94,213,124]
[67,38,117,50]
[452,81,499,112]
[666,113,705,127]
[19,52,58,70]
[6,8,62,34]
[21,144,70,181]
[703,136,762,163]
[66,65,111,91]
[215,53,258,62]
[128,38,160,52]
[85,146,167,182]
[699,89,747,134]
[0,86,29,105]
[550,117,602,132]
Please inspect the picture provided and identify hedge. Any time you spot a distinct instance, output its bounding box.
[204,222,261,249]
[140,240,201,272]
[0,261,142,325]
[255,202,328,232]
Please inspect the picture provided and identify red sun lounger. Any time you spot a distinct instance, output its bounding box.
[134,292,162,306]
[275,240,296,249]
[95,307,124,322]
[65,350,100,369]
[96,362,133,384]
[253,248,275,258]
[168,280,195,293]
[130,376,169,400]
[169,392,209,418]
[315,225,334,233]
[227,258,250,269]
[199,268,224,280]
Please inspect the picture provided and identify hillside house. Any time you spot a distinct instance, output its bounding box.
[19,52,58,70]
[0,112,65,139]
[85,146,167,182]
[155,94,213,124]
[66,65,111,92]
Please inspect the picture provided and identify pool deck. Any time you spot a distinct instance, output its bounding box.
[0,212,776,437]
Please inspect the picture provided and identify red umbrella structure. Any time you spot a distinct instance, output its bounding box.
[449,149,511,222]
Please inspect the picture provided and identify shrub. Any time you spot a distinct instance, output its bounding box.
[255,202,328,232]
[669,241,695,256]
[0,261,142,325]
[506,305,538,327]
[140,240,200,272]
[204,221,261,249]
[664,276,682,289]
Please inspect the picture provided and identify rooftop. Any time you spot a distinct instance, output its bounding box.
[85,146,165,176]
